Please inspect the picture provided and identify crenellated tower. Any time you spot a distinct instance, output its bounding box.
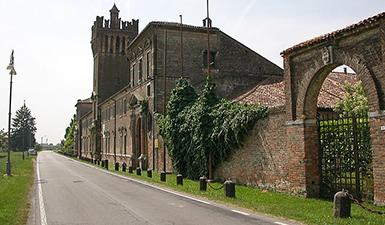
[91,4,139,102]
[90,4,138,160]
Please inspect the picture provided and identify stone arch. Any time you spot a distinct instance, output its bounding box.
[282,12,385,204]
[299,55,381,120]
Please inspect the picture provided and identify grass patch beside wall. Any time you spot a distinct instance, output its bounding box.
[0,152,35,225]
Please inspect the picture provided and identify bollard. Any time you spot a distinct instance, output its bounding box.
[101,160,104,167]
[105,159,109,170]
[199,176,207,191]
[22,152,25,160]
[333,190,351,218]
[136,167,141,176]
[147,169,152,178]
[176,174,183,185]
[97,160,100,166]
[160,171,166,182]
[122,163,127,172]
[115,162,120,171]
[224,179,235,198]
[128,166,133,173]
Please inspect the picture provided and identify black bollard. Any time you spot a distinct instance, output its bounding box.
[122,163,127,172]
[160,171,166,182]
[147,169,152,178]
[105,159,109,170]
[333,190,351,218]
[224,179,236,198]
[199,176,207,191]
[136,167,141,176]
[101,160,105,167]
[128,166,133,173]
[22,152,25,160]
[115,162,120,171]
[176,174,183,185]
[97,160,100,166]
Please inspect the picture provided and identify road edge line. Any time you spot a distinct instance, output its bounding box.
[37,154,48,225]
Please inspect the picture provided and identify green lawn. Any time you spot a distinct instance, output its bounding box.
[73,156,385,225]
[0,151,35,225]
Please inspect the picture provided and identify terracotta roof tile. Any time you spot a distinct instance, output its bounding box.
[281,12,385,56]
[235,72,358,109]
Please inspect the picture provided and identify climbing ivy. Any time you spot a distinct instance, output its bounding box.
[157,76,268,179]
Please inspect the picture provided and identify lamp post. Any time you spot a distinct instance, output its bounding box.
[6,50,16,176]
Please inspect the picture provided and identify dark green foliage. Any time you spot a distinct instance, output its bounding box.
[11,104,37,151]
[62,114,77,155]
[157,76,268,179]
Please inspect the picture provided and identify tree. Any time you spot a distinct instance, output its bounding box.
[62,114,77,155]
[0,129,7,151]
[335,81,369,114]
[11,103,37,151]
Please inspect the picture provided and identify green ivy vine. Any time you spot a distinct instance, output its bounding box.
[157,76,268,179]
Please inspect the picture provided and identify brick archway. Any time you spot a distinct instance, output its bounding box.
[282,13,385,204]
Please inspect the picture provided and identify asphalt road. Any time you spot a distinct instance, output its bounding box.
[28,151,298,225]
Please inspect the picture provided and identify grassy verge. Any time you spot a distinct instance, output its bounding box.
[69,155,385,225]
[0,151,35,225]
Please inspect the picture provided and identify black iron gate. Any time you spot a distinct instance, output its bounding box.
[317,111,373,200]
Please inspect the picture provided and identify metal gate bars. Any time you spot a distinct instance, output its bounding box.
[317,111,373,201]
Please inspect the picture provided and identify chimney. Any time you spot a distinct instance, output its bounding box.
[343,67,347,74]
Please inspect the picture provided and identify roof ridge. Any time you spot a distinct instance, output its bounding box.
[281,11,385,55]
[234,76,278,102]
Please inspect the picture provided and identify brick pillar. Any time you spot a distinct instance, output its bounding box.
[369,112,385,205]
[287,120,320,197]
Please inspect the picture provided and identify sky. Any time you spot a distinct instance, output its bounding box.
[0,0,384,144]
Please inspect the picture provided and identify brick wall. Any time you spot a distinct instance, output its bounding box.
[214,108,290,191]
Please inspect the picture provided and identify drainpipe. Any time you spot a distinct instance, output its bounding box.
[113,99,117,163]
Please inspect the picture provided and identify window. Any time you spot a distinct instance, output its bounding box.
[139,58,143,82]
[146,52,150,78]
[132,63,136,86]
[202,50,217,68]
[116,36,120,53]
[122,37,126,54]
[146,84,151,97]
[117,100,122,115]
[124,134,127,155]
[104,35,108,53]
[123,99,127,114]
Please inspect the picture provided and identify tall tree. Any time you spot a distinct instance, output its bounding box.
[63,114,77,154]
[335,81,369,114]
[11,103,37,151]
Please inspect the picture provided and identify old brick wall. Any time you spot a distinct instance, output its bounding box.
[214,108,290,191]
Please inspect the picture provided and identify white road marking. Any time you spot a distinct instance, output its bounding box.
[37,157,48,225]
[58,154,213,206]
[274,222,288,225]
[231,209,250,216]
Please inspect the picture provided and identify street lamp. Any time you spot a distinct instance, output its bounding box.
[6,50,16,176]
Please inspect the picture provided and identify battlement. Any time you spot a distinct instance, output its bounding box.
[94,16,139,31]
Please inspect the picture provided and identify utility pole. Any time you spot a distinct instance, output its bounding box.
[162,29,168,173]
[6,50,17,176]
[179,15,184,77]
[206,0,213,180]
[206,0,211,78]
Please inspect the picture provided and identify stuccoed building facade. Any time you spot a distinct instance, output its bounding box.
[75,5,282,172]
